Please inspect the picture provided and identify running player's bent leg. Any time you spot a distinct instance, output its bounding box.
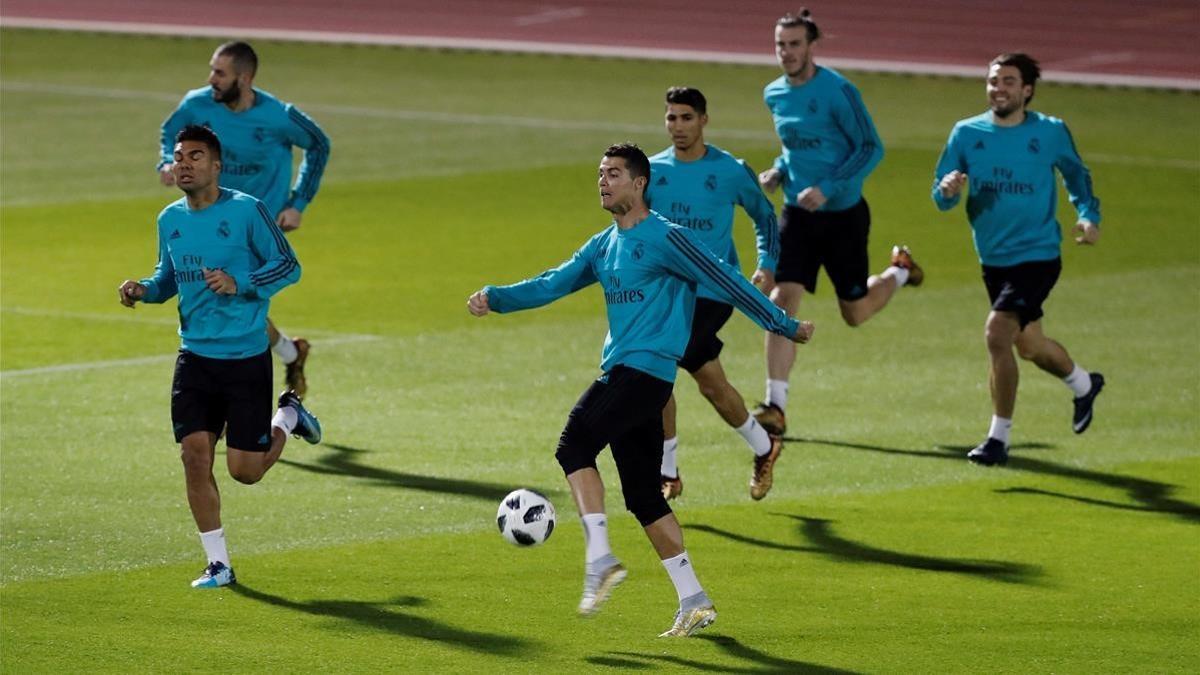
[1014,320,1073,378]
[180,431,221,532]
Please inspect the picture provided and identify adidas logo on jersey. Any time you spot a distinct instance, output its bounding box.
[973,140,985,151]
[169,229,182,239]
[656,176,668,185]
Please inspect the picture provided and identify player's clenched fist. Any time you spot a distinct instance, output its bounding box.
[792,320,814,344]
[118,280,146,308]
[467,290,491,317]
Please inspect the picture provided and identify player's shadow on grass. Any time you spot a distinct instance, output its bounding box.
[687,517,1042,586]
[787,436,1200,525]
[229,584,529,655]
[280,443,561,502]
[587,634,857,673]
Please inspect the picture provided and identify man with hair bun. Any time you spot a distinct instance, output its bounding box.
[753,8,923,441]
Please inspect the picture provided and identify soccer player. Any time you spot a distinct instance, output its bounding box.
[120,125,323,588]
[159,41,331,399]
[753,8,922,438]
[467,144,813,637]
[646,86,784,501]
[932,53,1105,466]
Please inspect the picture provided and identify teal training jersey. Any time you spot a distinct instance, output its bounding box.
[484,211,800,383]
[932,111,1101,267]
[764,66,883,211]
[159,87,330,216]
[646,144,779,302]
[140,188,301,359]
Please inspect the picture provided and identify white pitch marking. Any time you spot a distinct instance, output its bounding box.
[514,7,586,27]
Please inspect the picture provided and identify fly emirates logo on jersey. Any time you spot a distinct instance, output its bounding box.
[603,273,646,305]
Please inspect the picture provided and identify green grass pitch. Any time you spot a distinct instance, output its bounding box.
[2,29,1198,672]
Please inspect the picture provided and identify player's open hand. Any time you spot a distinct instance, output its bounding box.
[467,290,490,316]
[939,170,967,198]
[203,268,237,295]
[791,320,814,344]
[758,168,782,193]
[1073,219,1100,245]
[118,280,146,308]
[276,207,303,232]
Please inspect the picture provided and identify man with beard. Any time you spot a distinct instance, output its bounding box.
[159,41,330,399]
[932,53,1105,466]
[752,8,923,441]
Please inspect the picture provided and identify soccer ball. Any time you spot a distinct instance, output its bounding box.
[496,488,556,546]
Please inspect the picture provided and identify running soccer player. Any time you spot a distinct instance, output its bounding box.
[467,143,813,637]
[646,86,784,501]
[159,41,330,398]
[121,125,323,588]
[753,8,923,438]
[932,53,1105,466]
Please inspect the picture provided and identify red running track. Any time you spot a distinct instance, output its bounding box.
[3,0,1198,86]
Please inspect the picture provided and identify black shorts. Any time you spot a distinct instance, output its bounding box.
[678,298,734,373]
[981,257,1062,329]
[776,198,871,301]
[171,350,273,452]
[556,366,675,523]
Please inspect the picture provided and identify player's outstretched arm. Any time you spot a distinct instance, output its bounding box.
[118,280,146,308]
[467,290,491,317]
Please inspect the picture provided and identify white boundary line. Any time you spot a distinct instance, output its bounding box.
[3,16,1198,91]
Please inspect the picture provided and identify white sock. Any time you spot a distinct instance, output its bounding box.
[199,527,230,566]
[272,333,298,364]
[272,406,298,435]
[661,551,703,603]
[661,437,679,478]
[988,415,1013,445]
[1063,364,1092,397]
[767,379,789,409]
[581,513,612,564]
[736,416,772,457]
[882,265,910,287]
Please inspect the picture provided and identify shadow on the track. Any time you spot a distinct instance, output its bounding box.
[588,634,858,673]
[687,517,1042,586]
[229,584,529,655]
[786,436,1199,524]
[279,442,561,502]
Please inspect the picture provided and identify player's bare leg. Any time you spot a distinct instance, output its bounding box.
[180,431,221,532]
[970,310,1021,466]
[756,281,805,435]
[838,246,923,326]
[268,317,310,399]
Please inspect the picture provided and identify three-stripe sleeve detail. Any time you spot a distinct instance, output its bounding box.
[250,201,298,286]
[666,229,775,329]
[288,107,329,201]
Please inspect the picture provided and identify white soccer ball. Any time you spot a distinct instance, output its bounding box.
[497,488,556,546]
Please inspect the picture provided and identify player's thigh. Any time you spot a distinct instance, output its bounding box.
[982,258,1061,329]
[678,299,734,374]
[220,350,274,453]
[557,367,671,471]
[775,204,824,292]
[171,351,227,443]
[822,199,872,302]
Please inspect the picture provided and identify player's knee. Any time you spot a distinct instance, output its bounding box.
[228,465,263,485]
[555,435,599,476]
[623,487,671,527]
[840,306,866,327]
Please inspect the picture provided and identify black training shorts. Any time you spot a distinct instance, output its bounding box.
[171,349,273,452]
[678,298,734,373]
[981,257,1062,329]
[775,198,871,301]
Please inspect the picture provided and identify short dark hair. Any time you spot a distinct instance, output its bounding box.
[603,143,650,193]
[777,8,820,41]
[175,124,222,160]
[991,53,1041,104]
[215,40,258,77]
[665,86,707,115]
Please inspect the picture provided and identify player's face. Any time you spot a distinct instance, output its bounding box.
[665,103,707,152]
[775,25,813,78]
[208,53,242,104]
[171,140,220,193]
[987,64,1031,118]
[598,156,644,214]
